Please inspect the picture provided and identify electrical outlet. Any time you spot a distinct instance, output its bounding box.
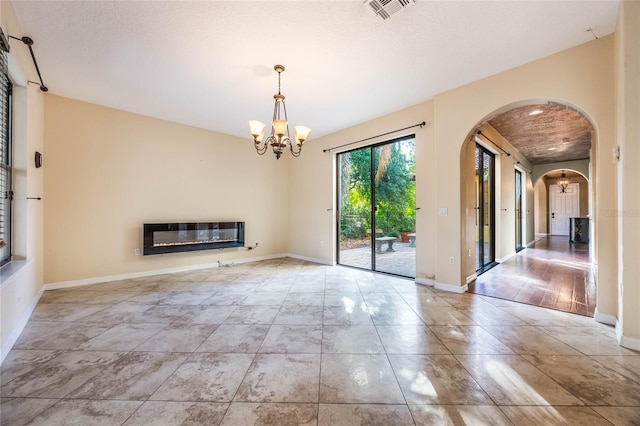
[438,208,448,217]
[134,248,141,256]
[449,256,454,265]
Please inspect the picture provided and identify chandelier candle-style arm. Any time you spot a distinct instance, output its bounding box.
[249,64,310,159]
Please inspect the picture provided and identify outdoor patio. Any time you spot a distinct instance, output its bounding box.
[339,240,416,278]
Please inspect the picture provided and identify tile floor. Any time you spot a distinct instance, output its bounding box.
[1,257,639,425]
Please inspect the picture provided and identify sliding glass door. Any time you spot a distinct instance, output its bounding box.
[515,169,524,252]
[337,136,416,278]
[337,148,372,270]
[475,144,495,272]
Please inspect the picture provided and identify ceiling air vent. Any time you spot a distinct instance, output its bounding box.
[366,0,414,20]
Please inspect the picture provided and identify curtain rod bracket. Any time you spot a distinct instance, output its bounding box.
[10,35,48,92]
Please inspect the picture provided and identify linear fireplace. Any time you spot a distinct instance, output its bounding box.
[143,222,245,255]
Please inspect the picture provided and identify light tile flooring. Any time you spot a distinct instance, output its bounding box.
[1,257,639,425]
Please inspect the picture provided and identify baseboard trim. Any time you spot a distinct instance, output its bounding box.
[435,281,469,293]
[44,253,289,290]
[594,309,617,326]
[497,252,516,263]
[1,286,44,365]
[286,253,334,266]
[618,330,640,351]
[415,277,435,287]
[466,274,477,285]
[415,277,468,293]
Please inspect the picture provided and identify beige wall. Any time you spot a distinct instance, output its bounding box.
[534,179,548,235]
[288,101,436,278]
[3,3,637,360]
[43,96,290,284]
[436,37,616,314]
[532,159,591,235]
[290,37,615,296]
[542,175,590,222]
[0,1,46,362]
[615,0,640,348]
[469,124,535,264]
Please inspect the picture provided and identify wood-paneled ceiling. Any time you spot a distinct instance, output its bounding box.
[488,103,593,165]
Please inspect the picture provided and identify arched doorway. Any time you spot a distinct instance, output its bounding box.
[461,100,597,316]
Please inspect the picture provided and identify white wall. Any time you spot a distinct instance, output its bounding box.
[0,1,46,363]
[615,0,640,348]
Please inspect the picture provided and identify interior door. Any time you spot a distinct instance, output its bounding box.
[550,183,579,236]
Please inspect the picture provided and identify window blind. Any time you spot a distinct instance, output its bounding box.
[0,44,11,265]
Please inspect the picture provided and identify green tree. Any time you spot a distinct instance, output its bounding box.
[374,140,415,236]
[339,139,415,240]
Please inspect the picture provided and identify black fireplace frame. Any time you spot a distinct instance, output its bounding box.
[143,222,245,255]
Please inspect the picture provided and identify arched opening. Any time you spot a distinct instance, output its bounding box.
[460,100,597,316]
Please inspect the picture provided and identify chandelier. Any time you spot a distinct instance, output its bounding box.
[557,170,569,193]
[249,65,311,159]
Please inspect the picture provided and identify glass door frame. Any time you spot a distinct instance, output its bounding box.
[475,143,496,273]
[336,135,416,278]
[515,168,524,252]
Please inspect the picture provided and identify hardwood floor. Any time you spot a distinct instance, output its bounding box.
[469,236,596,316]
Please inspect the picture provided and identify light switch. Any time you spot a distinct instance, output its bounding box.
[438,208,448,217]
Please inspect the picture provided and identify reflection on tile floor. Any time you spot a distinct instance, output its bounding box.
[1,257,639,425]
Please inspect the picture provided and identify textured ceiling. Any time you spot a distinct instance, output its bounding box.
[488,103,594,165]
[10,1,619,142]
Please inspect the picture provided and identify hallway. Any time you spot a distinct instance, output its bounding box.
[469,236,596,316]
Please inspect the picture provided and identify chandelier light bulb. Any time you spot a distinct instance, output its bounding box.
[273,120,288,137]
[249,120,265,138]
[294,126,311,144]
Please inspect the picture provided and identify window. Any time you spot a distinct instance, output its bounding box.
[0,46,12,266]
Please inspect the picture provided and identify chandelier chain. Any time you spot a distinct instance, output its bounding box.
[278,70,282,95]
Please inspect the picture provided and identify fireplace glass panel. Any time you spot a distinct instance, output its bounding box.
[143,222,244,255]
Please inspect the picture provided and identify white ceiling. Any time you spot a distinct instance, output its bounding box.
[10,1,619,140]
